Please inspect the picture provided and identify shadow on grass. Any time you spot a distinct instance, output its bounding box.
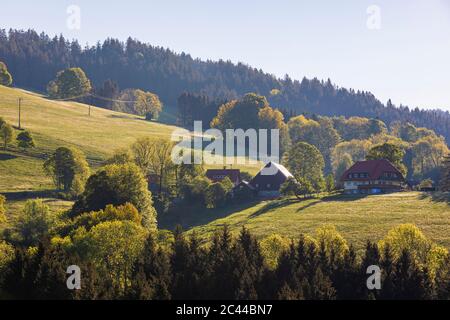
[159,200,261,231]
[1,190,57,201]
[252,193,369,215]
[320,193,368,202]
[419,192,450,205]
[249,198,298,218]
[0,153,18,161]
[108,114,141,120]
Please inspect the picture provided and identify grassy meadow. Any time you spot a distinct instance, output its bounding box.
[165,192,450,251]
[0,85,261,193]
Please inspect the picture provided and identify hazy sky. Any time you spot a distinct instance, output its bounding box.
[1,0,450,111]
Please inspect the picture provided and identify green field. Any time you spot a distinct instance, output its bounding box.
[163,192,450,250]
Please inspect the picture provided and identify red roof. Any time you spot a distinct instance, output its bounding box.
[340,159,404,182]
[206,169,241,185]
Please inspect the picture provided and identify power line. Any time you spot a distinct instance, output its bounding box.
[16,91,178,121]
[89,93,136,103]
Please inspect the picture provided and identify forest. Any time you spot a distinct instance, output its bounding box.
[1,29,450,142]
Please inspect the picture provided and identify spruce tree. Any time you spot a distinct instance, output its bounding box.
[380,245,395,300]
[33,242,75,300]
[170,226,191,299]
[361,241,381,299]
[392,249,424,300]
[333,245,361,300]
[231,228,266,299]
[208,226,234,299]
[129,234,171,300]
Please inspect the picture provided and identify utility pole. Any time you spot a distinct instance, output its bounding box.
[18,98,22,129]
[88,105,91,117]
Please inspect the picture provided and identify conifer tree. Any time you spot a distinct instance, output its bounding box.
[333,245,361,299]
[208,226,234,299]
[380,245,396,300]
[33,243,75,300]
[435,256,450,300]
[360,241,381,299]
[392,249,424,300]
[74,262,115,300]
[231,228,266,299]
[130,234,171,300]
[3,244,44,299]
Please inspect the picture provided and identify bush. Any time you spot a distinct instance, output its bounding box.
[16,131,35,149]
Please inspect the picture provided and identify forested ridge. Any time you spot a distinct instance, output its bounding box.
[1,29,449,141]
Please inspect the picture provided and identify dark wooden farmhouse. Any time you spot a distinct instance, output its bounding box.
[249,162,294,198]
[340,159,406,195]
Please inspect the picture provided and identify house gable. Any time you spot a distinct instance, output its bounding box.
[250,162,293,193]
[341,159,404,182]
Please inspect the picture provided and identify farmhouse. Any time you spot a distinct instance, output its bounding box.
[250,162,294,198]
[341,159,405,195]
[206,168,241,186]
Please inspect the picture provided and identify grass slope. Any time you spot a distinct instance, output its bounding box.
[0,85,260,194]
[174,192,450,250]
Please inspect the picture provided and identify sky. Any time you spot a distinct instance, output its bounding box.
[1,0,450,111]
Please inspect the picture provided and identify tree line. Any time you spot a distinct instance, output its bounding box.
[0,220,449,300]
[1,29,449,141]
[190,93,449,187]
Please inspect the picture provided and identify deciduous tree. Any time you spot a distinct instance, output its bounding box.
[72,163,157,230]
[0,61,12,86]
[13,199,53,246]
[0,122,13,150]
[367,142,407,177]
[284,142,325,192]
[48,67,92,99]
[43,147,90,195]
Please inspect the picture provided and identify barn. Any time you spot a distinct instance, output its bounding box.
[250,162,294,198]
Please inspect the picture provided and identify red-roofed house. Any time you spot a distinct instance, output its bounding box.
[206,169,241,186]
[340,159,406,195]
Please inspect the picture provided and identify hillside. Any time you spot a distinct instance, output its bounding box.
[1,29,450,141]
[0,85,260,194]
[1,86,449,251]
[0,86,175,193]
[161,192,450,251]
